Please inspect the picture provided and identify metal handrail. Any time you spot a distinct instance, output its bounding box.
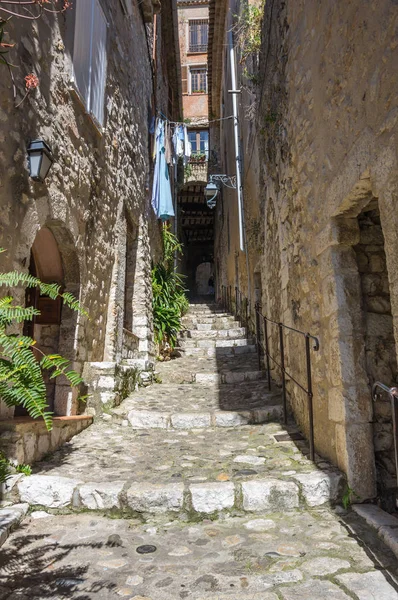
[220,285,319,462]
[373,382,398,488]
[254,302,319,461]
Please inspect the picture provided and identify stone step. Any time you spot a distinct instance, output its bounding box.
[182,320,241,331]
[177,337,254,349]
[5,421,344,517]
[111,380,284,429]
[182,315,236,325]
[115,406,283,429]
[180,327,247,340]
[159,368,266,385]
[181,344,257,357]
[155,353,264,384]
[112,381,280,417]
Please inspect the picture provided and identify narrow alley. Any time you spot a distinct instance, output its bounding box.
[2,302,398,598]
[1,0,398,599]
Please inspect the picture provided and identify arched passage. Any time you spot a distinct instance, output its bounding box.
[177,180,214,298]
[20,225,81,417]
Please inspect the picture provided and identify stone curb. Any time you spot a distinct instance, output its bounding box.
[9,471,343,516]
[120,406,284,429]
[352,504,398,559]
[0,503,29,547]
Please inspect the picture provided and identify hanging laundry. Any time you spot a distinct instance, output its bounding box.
[165,120,173,166]
[172,124,184,161]
[183,125,191,165]
[151,119,175,221]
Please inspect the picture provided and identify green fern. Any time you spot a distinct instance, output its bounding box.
[0,252,88,473]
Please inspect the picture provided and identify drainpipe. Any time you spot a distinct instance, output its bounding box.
[228,28,244,253]
[228,22,251,310]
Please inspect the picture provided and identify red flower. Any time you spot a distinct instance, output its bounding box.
[25,73,39,90]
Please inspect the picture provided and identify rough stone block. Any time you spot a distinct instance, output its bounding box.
[97,376,115,389]
[352,504,398,530]
[214,412,249,427]
[336,571,397,599]
[18,475,80,508]
[280,580,350,600]
[292,470,343,506]
[78,481,125,510]
[190,482,235,513]
[0,503,29,547]
[196,373,220,384]
[128,410,169,429]
[378,526,398,558]
[126,483,184,513]
[242,479,299,511]
[170,413,211,429]
[223,372,245,384]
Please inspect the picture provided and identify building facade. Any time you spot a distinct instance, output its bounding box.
[209,0,398,506]
[0,0,181,463]
[176,0,214,297]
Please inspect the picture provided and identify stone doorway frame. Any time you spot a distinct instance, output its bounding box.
[319,172,398,500]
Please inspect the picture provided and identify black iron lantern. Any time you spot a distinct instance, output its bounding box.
[27,139,54,182]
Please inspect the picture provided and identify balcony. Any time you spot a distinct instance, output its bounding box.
[184,157,208,184]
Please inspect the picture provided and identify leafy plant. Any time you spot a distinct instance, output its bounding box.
[234,1,265,65]
[342,483,360,509]
[15,462,32,476]
[0,249,87,481]
[152,227,188,351]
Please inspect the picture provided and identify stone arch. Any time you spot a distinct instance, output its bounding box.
[22,223,82,417]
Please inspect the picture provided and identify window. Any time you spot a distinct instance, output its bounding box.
[72,0,107,126]
[190,67,207,94]
[189,130,209,159]
[189,19,209,53]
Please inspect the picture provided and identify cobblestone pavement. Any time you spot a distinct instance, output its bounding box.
[1,508,398,599]
[3,303,398,598]
[112,382,281,414]
[156,354,262,384]
[31,421,337,485]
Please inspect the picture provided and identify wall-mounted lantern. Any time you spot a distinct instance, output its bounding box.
[27,140,54,182]
[204,174,237,209]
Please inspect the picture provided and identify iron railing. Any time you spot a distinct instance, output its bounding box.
[220,284,320,462]
[373,382,398,488]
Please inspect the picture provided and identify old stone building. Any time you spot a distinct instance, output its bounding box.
[0,0,181,463]
[176,0,215,296]
[209,0,398,505]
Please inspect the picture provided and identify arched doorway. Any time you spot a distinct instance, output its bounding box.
[19,226,81,417]
[177,180,214,298]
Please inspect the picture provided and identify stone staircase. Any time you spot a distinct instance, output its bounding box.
[4,302,344,518]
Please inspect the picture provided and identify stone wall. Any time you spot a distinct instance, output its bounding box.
[0,1,181,420]
[211,0,398,500]
[0,415,92,468]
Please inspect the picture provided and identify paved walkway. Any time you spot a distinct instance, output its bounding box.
[2,302,398,598]
[1,507,398,599]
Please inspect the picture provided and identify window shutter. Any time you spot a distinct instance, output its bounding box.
[181,65,188,94]
[72,0,93,109]
[90,0,107,125]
